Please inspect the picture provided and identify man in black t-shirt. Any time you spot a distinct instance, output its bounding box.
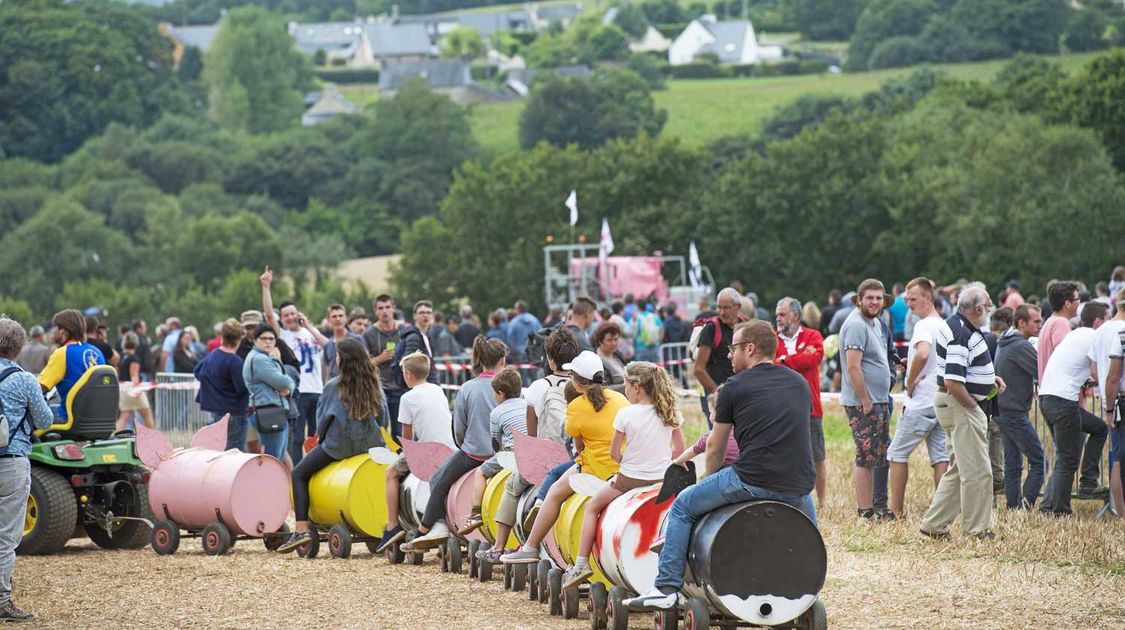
[626,320,817,611]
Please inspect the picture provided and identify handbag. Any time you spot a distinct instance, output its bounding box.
[249,354,287,434]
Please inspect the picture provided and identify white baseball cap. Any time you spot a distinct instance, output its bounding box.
[562,351,604,381]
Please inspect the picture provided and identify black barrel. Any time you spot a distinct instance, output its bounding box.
[687,500,826,625]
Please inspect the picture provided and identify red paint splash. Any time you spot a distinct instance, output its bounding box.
[629,489,665,557]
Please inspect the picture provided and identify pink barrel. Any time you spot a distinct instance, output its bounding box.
[593,485,670,595]
[444,469,488,543]
[147,449,290,536]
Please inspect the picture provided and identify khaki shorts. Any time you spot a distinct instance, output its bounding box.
[118,390,150,412]
[610,473,660,493]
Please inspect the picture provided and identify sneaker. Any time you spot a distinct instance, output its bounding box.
[375,525,406,554]
[623,588,679,611]
[857,508,875,520]
[970,530,996,541]
[500,546,541,564]
[403,522,449,551]
[649,537,665,554]
[276,530,313,554]
[522,500,542,532]
[919,528,951,540]
[458,510,484,536]
[476,548,505,563]
[562,564,594,590]
[0,601,34,623]
[1076,485,1109,500]
[877,510,898,522]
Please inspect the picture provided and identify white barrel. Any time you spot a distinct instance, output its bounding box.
[593,484,670,595]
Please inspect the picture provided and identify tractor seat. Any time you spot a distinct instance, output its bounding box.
[37,365,120,441]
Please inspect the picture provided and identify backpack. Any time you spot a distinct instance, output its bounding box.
[524,327,554,367]
[639,312,662,347]
[0,366,31,448]
[536,374,569,447]
[389,328,438,389]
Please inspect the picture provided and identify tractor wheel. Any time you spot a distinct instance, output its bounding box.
[151,520,180,555]
[17,467,77,555]
[201,522,233,556]
[86,482,153,550]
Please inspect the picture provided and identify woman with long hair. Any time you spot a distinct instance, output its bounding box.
[278,337,387,553]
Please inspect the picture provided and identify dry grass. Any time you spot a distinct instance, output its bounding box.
[14,399,1125,629]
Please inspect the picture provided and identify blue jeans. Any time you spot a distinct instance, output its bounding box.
[0,457,30,606]
[994,413,1045,509]
[654,466,816,591]
[250,412,289,461]
[635,346,661,363]
[535,460,576,502]
[209,412,248,452]
[385,389,404,441]
[1040,395,1108,514]
[289,393,320,466]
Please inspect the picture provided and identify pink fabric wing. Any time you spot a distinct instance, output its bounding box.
[134,422,173,468]
[400,440,455,482]
[190,415,228,451]
[514,432,570,486]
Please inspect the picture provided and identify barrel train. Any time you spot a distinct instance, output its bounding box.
[135,421,827,630]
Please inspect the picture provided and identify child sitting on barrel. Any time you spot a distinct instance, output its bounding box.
[376,351,456,553]
[562,362,685,588]
[277,338,387,553]
[459,366,527,536]
[403,336,507,550]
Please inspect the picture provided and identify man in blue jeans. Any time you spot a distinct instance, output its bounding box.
[993,304,1046,509]
[625,320,816,610]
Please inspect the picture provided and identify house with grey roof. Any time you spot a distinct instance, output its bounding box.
[668,16,783,66]
[379,59,509,104]
[288,21,366,63]
[458,10,533,37]
[356,20,437,66]
[502,64,591,96]
[301,85,359,126]
[534,3,582,28]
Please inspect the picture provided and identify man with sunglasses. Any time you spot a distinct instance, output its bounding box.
[1038,281,1081,383]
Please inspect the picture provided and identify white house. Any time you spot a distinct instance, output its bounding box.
[668,16,783,66]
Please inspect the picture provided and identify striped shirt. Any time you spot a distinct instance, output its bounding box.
[489,396,528,450]
[935,313,995,400]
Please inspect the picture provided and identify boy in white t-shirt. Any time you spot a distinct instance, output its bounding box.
[376,352,453,553]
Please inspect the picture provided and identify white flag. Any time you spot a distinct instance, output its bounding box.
[565,189,578,226]
[688,241,703,288]
[599,218,614,256]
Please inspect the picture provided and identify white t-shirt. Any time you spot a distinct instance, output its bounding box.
[612,404,678,480]
[524,374,567,419]
[399,382,455,449]
[904,316,943,411]
[1040,327,1096,401]
[1089,319,1125,400]
[279,327,325,395]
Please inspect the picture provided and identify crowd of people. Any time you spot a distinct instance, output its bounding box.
[0,262,1122,621]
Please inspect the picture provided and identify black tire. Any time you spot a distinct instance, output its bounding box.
[201,522,232,556]
[86,482,153,550]
[654,607,679,630]
[548,568,563,616]
[503,563,513,590]
[328,524,352,559]
[528,562,540,602]
[684,596,710,630]
[448,538,463,574]
[297,526,320,559]
[801,599,827,630]
[512,563,527,592]
[478,555,493,581]
[18,467,78,555]
[151,520,180,555]
[538,560,552,604]
[439,543,450,573]
[468,541,479,578]
[607,586,629,630]
[409,550,424,565]
[365,540,379,555]
[563,585,581,619]
[263,523,290,552]
[588,581,608,630]
[387,541,405,564]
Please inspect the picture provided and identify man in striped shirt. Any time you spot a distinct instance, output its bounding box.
[920,283,1006,539]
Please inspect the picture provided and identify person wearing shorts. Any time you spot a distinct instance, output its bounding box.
[887,278,950,518]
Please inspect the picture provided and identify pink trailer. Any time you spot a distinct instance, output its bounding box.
[136,418,290,556]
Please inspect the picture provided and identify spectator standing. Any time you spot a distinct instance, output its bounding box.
[205,323,223,353]
[840,279,893,519]
[593,322,626,392]
[634,303,664,363]
[1109,266,1125,304]
[347,311,369,335]
[194,319,251,451]
[774,297,826,508]
[1038,281,1081,382]
[1039,303,1110,515]
[159,317,182,373]
[506,301,541,363]
[1003,280,1025,310]
[16,326,49,374]
[886,278,949,519]
[363,295,406,430]
[131,320,152,379]
[919,283,1003,539]
[693,288,744,420]
[429,311,461,358]
[994,304,1046,509]
[819,289,842,336]
[0,317,56,622]
[172,329,200,373]
[85,317,117,366]
[663,302,689,344]
[828,291,857,334]
[888,283,908,343]
[324,304,362,381]
[116,332,155,432]
[452,311,481,349]
[609,302,635,361]
[801,301,821,331]
[567,296,597,352]
[242,324,294,462]
[1090,288,1125,516]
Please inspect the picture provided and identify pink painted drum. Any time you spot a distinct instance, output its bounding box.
[147,449,289,537]
[445,469,488,544]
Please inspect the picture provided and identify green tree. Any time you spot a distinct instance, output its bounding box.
[640,0,686,24]
[578,24,631,63]
[1064,9,1109,52]
[626,54,668,90]
[760,94,855,142]
[0,0,190,162]
[203,6,313,133]
[992,54,1067,115]
[951,0,1068,57]
[174,212,284,290]
[846,0,936,70]
[613,5,651,39]
[519,68,667,150]
[178,46,205,81]
[1057,49,1125,170]
[440,27,486,59]
[0,296,34,326]
[788,0,869,41]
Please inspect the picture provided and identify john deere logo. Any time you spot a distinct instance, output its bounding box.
[101,376,111,386]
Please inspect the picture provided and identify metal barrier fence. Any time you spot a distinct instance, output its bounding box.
[153,373,209,448]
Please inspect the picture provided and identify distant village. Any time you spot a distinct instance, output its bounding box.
[160,2,787,124]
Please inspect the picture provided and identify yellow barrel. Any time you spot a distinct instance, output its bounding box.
[307,454,388,537]
[480,469,520,549]
[552,492,610,586]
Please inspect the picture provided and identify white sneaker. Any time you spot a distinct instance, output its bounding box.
[624,588,679,611]
[404,521,449,550]
[562,564,593,590]
[499,546,541,564]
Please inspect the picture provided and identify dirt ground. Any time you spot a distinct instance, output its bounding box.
[15,409,1125,629]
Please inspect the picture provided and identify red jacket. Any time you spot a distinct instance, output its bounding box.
[775,327,824,418]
